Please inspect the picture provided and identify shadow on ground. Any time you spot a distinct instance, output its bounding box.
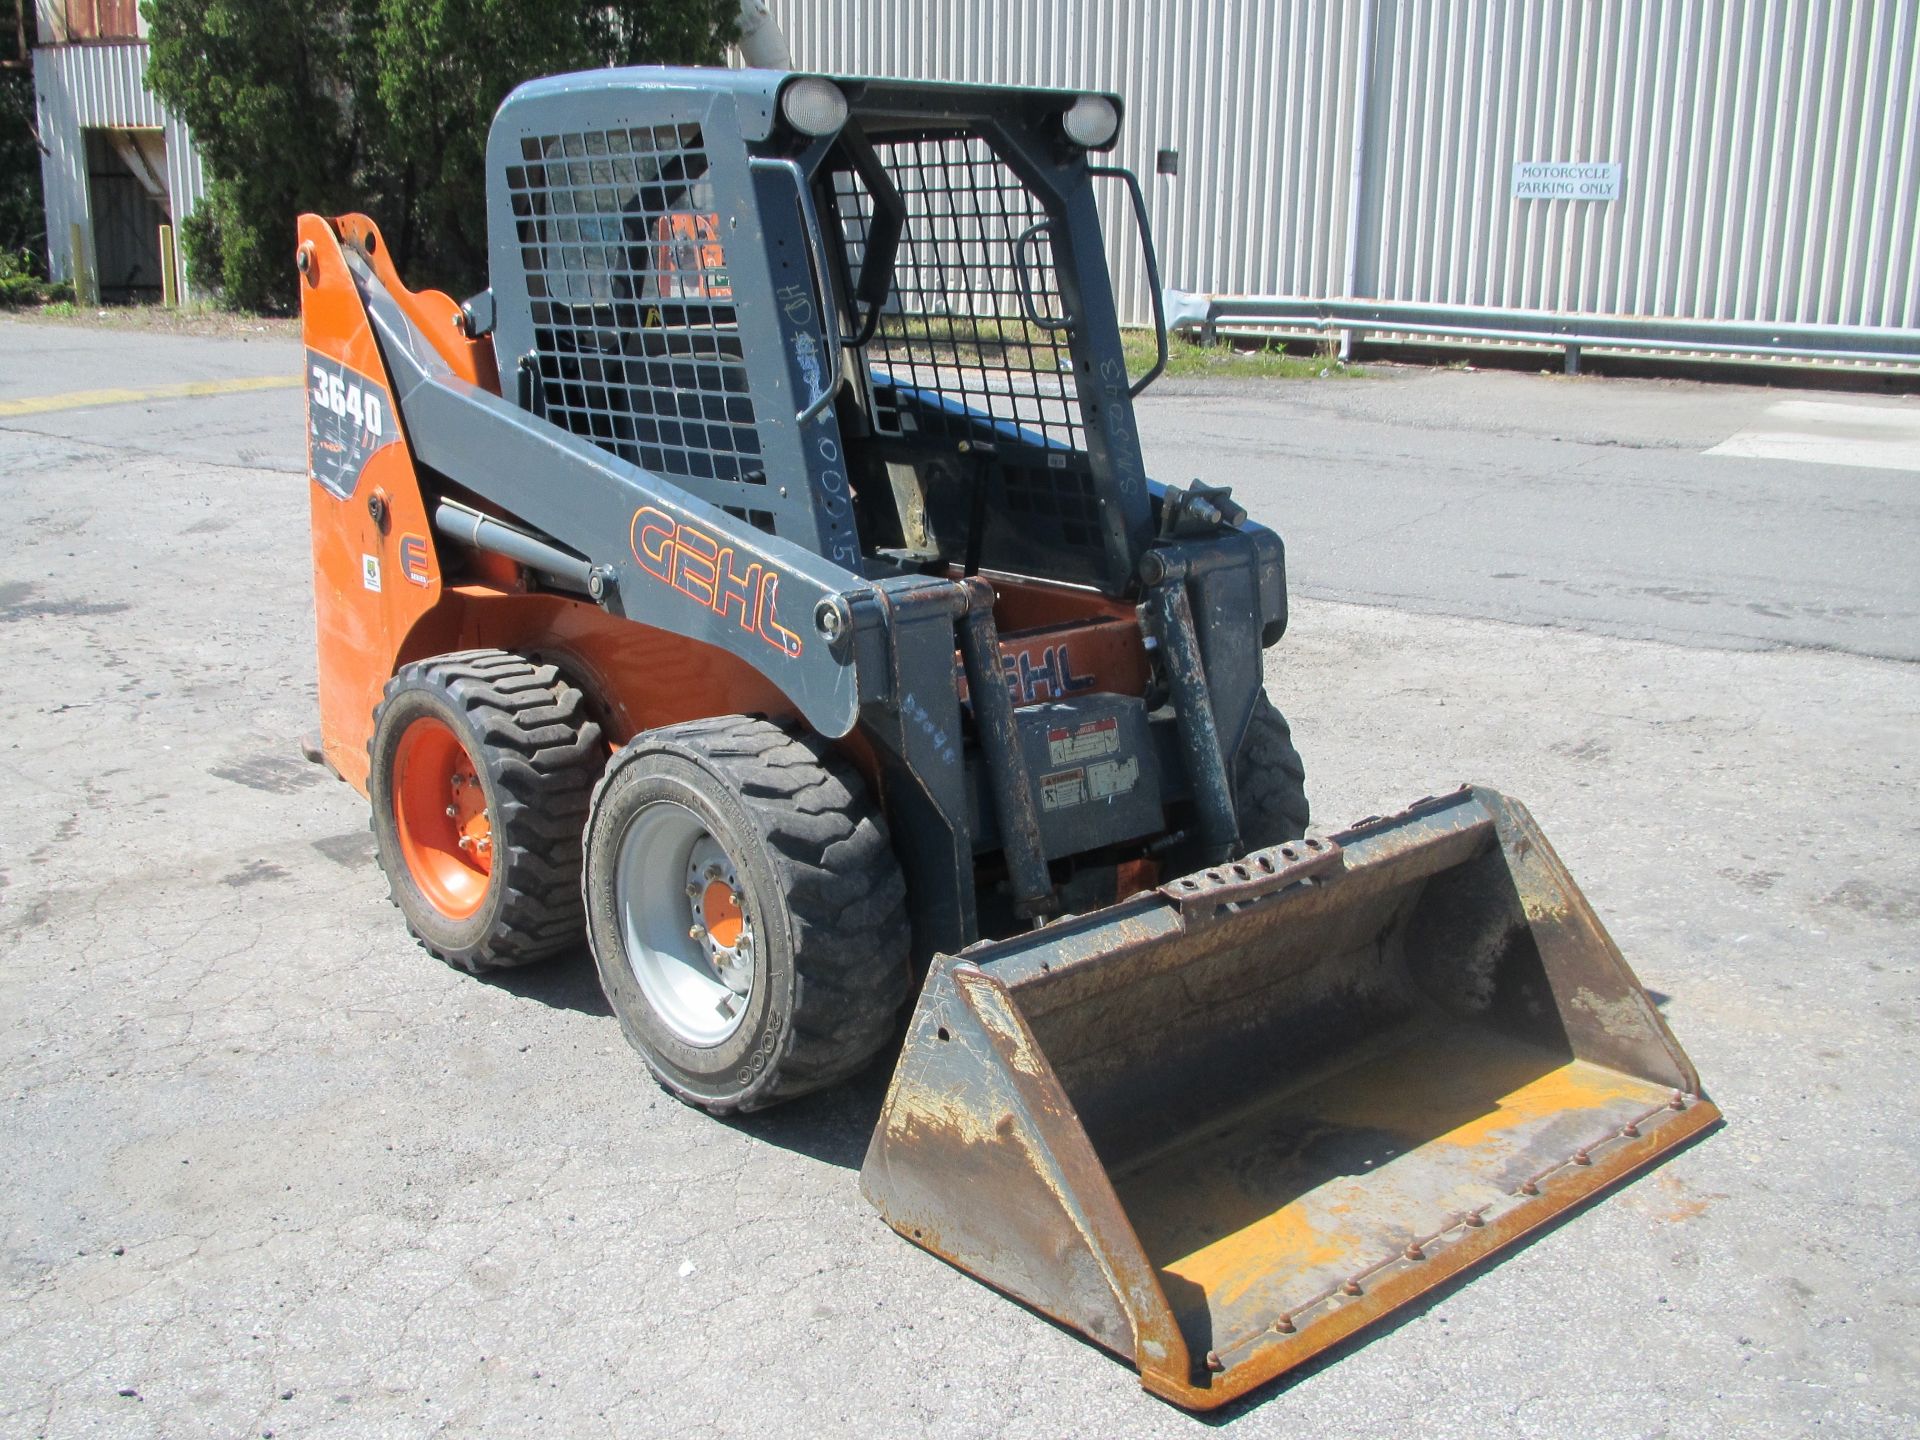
[727,1061,895,1171]
[480,949,893,1172]
[483,947,613,1018]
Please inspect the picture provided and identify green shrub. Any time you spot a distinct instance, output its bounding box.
[0,248,69,307]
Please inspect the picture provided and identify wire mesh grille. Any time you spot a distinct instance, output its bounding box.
[831,135,1085,453]
[1000,461,1100,550]
[506,125,762,485]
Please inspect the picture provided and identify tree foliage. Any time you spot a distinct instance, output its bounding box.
[142,0,737,311]
[2,3,46,269]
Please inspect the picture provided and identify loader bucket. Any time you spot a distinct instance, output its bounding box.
[860,788,1719,1409]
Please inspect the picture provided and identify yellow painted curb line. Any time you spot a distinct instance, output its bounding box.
[0,373,303,418]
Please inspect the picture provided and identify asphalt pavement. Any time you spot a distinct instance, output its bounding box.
[1139,369,1920,661]
[1,316,1915,1439]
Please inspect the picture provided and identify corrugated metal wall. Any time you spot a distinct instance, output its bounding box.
[779,0,1920,332]
[32,42,206,301]
[781,0,1364,328]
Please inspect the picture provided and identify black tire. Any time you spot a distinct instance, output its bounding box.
[1234,692,1310,851]
[369,649,604,973]
[582,715,911,1115]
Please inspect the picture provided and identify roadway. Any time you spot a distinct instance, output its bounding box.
[1,316,1914,1439]
[1139,367,1920,662]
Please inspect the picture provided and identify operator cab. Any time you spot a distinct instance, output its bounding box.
[485,69,1165,602]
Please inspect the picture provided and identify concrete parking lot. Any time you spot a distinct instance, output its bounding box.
[1,316,1916,1438]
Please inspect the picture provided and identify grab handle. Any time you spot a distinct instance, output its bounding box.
[1090,164,1167,396]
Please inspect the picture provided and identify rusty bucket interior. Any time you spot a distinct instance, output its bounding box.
[860,788,1719,1409]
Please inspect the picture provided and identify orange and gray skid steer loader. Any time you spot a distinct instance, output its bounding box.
[296,67,1718,1408]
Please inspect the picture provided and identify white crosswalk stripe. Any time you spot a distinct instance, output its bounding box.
[1707,398,1920,473]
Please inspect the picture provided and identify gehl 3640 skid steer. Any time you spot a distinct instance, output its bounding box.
[296,67,1718,1408]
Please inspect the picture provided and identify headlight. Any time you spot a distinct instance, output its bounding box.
[1062,94,1119,148]
[780,77,849,137]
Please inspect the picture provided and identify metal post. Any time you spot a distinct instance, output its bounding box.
[68,223,97,306]
[1339,0,1383,361]
[158,224,179,308]
[955,578,1055,921]
[1142,562,1239,863]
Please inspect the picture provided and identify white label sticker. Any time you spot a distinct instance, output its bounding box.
[1048,716,1120,766]
[1086,756,1140,801]
[362,554,382,592]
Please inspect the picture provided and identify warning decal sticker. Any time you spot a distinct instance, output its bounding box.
[1041,767,1087,811]
[1048,715,1120,766]
[1042,757,1143,813]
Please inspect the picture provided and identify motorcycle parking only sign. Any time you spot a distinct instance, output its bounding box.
[1512,161,1621,201]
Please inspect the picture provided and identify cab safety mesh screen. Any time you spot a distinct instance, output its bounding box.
[506,124,763,486]
[830,135,1086,455]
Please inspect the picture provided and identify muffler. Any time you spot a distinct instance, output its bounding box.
[859,787,1719,1409]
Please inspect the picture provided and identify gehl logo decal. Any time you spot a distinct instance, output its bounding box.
[629,506,803,658]
[956,643,1097,708]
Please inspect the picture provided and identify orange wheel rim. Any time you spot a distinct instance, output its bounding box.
[392,715,492,920]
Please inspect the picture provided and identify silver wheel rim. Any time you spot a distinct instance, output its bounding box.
[613,801,755,1046]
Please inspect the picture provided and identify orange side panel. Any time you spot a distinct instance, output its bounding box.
[322,213,515,594]
[988,573,1137,631]
[397,587,802,749]
[957,616,1151,710]
[298,214,499,794]
[960,573,1151,708]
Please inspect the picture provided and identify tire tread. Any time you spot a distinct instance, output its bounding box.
[588,714,910,1113]
[371,648,604,973]
[1235,693,1311,851]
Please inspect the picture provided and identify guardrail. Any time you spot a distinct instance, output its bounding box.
[1162,290,1920,373]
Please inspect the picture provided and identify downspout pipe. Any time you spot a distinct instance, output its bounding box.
[1339,0,1381,361]
[737,0,793,69]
